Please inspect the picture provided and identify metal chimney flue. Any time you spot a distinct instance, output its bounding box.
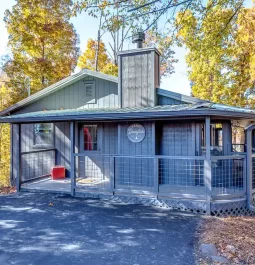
[132,31,145,48]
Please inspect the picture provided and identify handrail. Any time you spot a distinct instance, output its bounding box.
[21,148,56,155]
[211,155,246,160]
[73,153,205,159]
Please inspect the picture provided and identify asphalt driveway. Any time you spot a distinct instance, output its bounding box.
[0,192,200,265]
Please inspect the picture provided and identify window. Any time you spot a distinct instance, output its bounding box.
[83,125,97,151]
[34,123,53,147]
[232,126,245,153]
[83,81,96,104]
[201,123,223,156]
[86,84,93,97]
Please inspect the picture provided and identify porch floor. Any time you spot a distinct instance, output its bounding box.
[21,178,71,193]
[21,178,244,198]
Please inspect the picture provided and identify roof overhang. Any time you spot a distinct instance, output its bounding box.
[1,105,255,123]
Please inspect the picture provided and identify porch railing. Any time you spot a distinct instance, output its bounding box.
[252,154,255,193]
[211,156,246,197]
[20,149,56,184]
[73,154,246,199]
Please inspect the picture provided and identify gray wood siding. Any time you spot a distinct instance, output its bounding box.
[160,122,195,156]
[12,124,19,186]
[17,122,72,180]
[154,53,160,88]
[14,76,118,114]
[21,124,34,152]
[101,123,118,154]
[55,122,71,177]
[120,52,155,108]
[115,122,154,189]
[119,122,154,155]
[159,122,196,186]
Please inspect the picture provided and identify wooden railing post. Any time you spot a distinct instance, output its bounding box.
[70,121,75,196]
[205,116,212,215]
[154,157,159,195]
[246,129,253,206]
[16,124,21,192]
[110,156,115,193]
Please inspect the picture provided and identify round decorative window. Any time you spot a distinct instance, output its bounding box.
[127,123,146,143]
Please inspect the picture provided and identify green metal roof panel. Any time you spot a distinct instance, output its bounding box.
[1,103,203,120]
[1,102,255,123]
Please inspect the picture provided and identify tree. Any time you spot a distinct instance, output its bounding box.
[74,0,178,77]
[78,38,118,76]
[0,72,11,187]
[145,31,178,77]
[3,0,79,103]
[175,2,255,107]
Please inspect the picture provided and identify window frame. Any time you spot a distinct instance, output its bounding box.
[83,81,96,104]
[33,123,54,149]
[79,123,102,153]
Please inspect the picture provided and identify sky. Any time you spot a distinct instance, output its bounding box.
[0,1,206,96]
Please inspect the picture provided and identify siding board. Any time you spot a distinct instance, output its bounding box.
[13,77,118,114]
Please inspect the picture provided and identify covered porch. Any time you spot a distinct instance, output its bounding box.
[8,106,255,216]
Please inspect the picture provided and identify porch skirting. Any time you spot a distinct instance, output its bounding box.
[19,187,255,217]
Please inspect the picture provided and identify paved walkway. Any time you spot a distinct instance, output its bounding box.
[0,192,200,265]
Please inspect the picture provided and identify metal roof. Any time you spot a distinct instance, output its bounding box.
[0,69,118,116]
[157,88,209,104]
[1,103,255,123]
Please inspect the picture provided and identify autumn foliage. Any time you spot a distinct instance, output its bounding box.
[176,3,255,108]
[0,0,79,187]
[0,74,11,187]
[2,0,79,103]
[78,39,118,76]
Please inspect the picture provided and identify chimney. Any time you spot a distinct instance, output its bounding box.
[118,32,160,108]
[132,31,145,48]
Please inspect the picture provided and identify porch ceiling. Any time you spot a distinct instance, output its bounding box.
[1,103,255,123]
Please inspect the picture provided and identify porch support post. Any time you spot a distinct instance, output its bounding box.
[15,124,21,192]
[205,116,212,214]
[246,129,253,206]
[70,121,75,196]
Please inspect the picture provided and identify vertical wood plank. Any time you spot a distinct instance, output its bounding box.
[154,157,159,195]
[246,129,253,207]
[205,116,211,214]
[15,124,21,192]
[110,156,115,192]
[10,124,13,186]
[150,51,155,107]
[70,121,75,196]
[118,55,122,108]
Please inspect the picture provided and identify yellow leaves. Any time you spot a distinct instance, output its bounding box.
[78,39,118,76]
[98,0,110,10]
[3,0,79,98]
[176,4,255,108]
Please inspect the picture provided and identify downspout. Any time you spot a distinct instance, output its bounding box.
[245,124,255,211]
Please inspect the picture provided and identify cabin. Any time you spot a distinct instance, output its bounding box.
[1,34,255,216]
